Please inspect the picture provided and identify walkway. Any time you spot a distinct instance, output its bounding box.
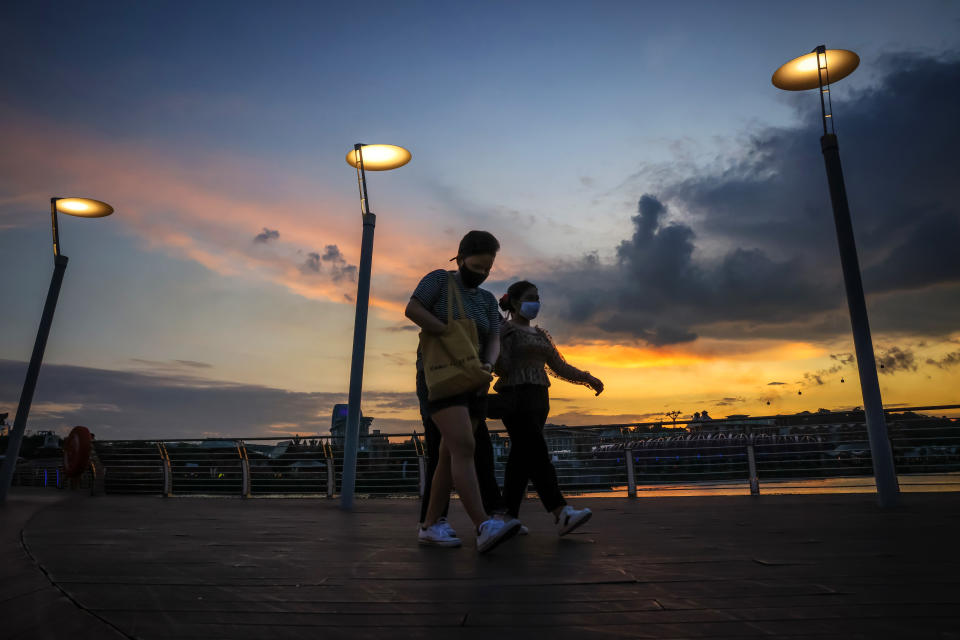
[3,489,959,638]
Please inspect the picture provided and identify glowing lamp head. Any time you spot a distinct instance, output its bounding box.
[345,144,411,171]
[55,198,114,218]
[772,49,859,91]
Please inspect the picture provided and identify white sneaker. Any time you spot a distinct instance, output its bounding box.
[436,516,457,538]
[476,517,521,554]
[419,522,461,547]
[519,524,529,536]
[556,505,592,536]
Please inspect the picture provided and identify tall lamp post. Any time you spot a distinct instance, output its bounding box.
[0,197,114,503]
[773,47,899,507]
[340,144,411,510]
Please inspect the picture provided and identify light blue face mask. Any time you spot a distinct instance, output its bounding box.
[519,301,541,320]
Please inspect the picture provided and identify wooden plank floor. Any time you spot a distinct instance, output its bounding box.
[4,490,960,639]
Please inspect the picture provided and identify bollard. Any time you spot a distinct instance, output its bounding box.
[625,446,637,498]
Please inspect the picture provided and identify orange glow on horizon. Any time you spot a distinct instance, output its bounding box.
[556,339,826,370]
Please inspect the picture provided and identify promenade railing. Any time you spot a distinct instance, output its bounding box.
[6,404,958,497]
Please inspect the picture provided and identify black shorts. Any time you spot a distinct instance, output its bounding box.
[416,369,488,418]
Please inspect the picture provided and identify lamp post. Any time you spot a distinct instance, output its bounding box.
[340,144,411,510]
[773,47,900,507]
[0,197,114,502]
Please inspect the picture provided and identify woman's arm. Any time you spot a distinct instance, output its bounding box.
[405,298,446,334]
[543,331,604,395]
[483,334,500,372]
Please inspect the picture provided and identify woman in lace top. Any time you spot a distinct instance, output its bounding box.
[494,280,604,536]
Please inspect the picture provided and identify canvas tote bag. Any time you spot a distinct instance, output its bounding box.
[421,272,493,401]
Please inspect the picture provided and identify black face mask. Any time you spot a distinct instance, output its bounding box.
[458,263,488,288]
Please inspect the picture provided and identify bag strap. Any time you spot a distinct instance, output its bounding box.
[446,271,469,322]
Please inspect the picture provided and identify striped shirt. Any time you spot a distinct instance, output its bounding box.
[412,269,501,371]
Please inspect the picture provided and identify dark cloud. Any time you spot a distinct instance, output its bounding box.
[0,359,418,438]
[321,244,357,283]
[876,346,917,374]
[253,228,279,243]
[300,251,321,274]
[546,194,830,345]
[767,381,786,386]
[130,358,211,368]
[714,396,745,406]
[297,245,357,282]
[535,54,960,346]
[927,350,960,369]
[174,360,213,369]
[802,351,857,386]
[379,352,412,367]
[382,324,419,333]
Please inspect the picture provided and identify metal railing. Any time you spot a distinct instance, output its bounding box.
[6,405,959,497]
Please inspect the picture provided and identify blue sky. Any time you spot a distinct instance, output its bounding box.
[2,0,959,436]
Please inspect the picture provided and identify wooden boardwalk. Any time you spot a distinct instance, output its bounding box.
[3,488,960,639]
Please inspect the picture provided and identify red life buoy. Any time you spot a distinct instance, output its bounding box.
[63,426,92,478]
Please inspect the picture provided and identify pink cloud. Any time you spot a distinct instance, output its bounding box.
[0,108,496,316]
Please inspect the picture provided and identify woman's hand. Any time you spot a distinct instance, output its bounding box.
[588,375,604,396]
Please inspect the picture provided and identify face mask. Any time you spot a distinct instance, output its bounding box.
[519,301,541,320]
[458,263,488,288]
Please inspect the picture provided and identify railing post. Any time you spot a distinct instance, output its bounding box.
[237,440,251,498]
[746,427,760,496]
[88,460,105,496]
[413,432,426,498]
[324,442,336,498]
[89,444,104,496]
[158,442,173,497]
[625,444,637,498]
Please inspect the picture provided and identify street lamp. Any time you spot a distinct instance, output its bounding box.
[773,47,900,507]
[340,144,410,510]
[0,197,114,502]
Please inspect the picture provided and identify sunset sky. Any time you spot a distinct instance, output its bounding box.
[2,1,959,438]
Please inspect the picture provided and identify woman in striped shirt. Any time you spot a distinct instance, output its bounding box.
[405,231,521,553]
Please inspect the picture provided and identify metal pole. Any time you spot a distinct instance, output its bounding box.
[340,147,376,510]
[340,213,376,509]
[820,133,900,508]
[0,252,69,502]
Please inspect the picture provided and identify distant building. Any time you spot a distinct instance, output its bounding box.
[488,432,509,459]
[329,404,374,450]
[366,428,391,457]
[689,414,775,434]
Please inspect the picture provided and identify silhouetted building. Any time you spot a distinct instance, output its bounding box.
[329,404,374,450]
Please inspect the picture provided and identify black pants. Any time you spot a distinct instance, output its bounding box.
[417,370,503,523]
[501,384,567,518]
